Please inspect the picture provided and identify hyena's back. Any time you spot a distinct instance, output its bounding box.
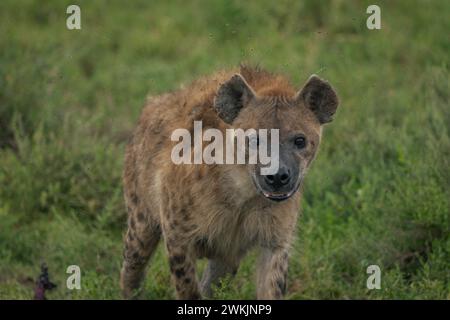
[122,70,233,220]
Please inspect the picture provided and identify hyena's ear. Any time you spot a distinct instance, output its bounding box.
[214,74,256,124]
[297,75,339,124]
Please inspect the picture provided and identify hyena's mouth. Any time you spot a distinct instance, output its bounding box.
[261,186,299,202]
[261,192,292,202]
[252,171,301,202]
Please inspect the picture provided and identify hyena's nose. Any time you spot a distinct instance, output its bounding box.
[264,167,291,189]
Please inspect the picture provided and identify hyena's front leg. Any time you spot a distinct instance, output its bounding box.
[200,259,240,298]
[256,247,290,299]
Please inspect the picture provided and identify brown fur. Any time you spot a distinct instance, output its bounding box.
[120,65,338,299]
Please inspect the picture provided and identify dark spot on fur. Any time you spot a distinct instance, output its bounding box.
[170,255,185,265]
[195,237,208,251]
[131,193,138,205]
[154,138,164,150]
[129,217,136,230]
[180,224,193,233]
[151,119,163,135]
[184,277,191,284]
[132,252,140,259]
[137,211,145,222]
[175,268,185,278]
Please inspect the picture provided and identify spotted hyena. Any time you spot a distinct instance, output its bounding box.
[120,66,339,299]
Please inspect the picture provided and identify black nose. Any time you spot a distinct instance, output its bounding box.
[264,167,291,189]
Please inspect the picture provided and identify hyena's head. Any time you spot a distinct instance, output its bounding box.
[214,73,339,202]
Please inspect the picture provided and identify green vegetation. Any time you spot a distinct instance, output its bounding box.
[0,0,448,299]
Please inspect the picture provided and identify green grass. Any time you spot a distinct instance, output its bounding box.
[0,0,448,299]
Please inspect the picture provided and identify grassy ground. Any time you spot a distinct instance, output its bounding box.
[0,0,448,299]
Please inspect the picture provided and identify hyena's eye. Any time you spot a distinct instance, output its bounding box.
[294,135,307,149]
[247,134,259,149]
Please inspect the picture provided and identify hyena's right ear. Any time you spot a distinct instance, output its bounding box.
[214,74,256,124]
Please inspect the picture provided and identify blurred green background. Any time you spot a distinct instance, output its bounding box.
[0,0,448,299]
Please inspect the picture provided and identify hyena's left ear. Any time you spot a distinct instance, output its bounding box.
[214,74,256,124]
[296,75,339,124]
